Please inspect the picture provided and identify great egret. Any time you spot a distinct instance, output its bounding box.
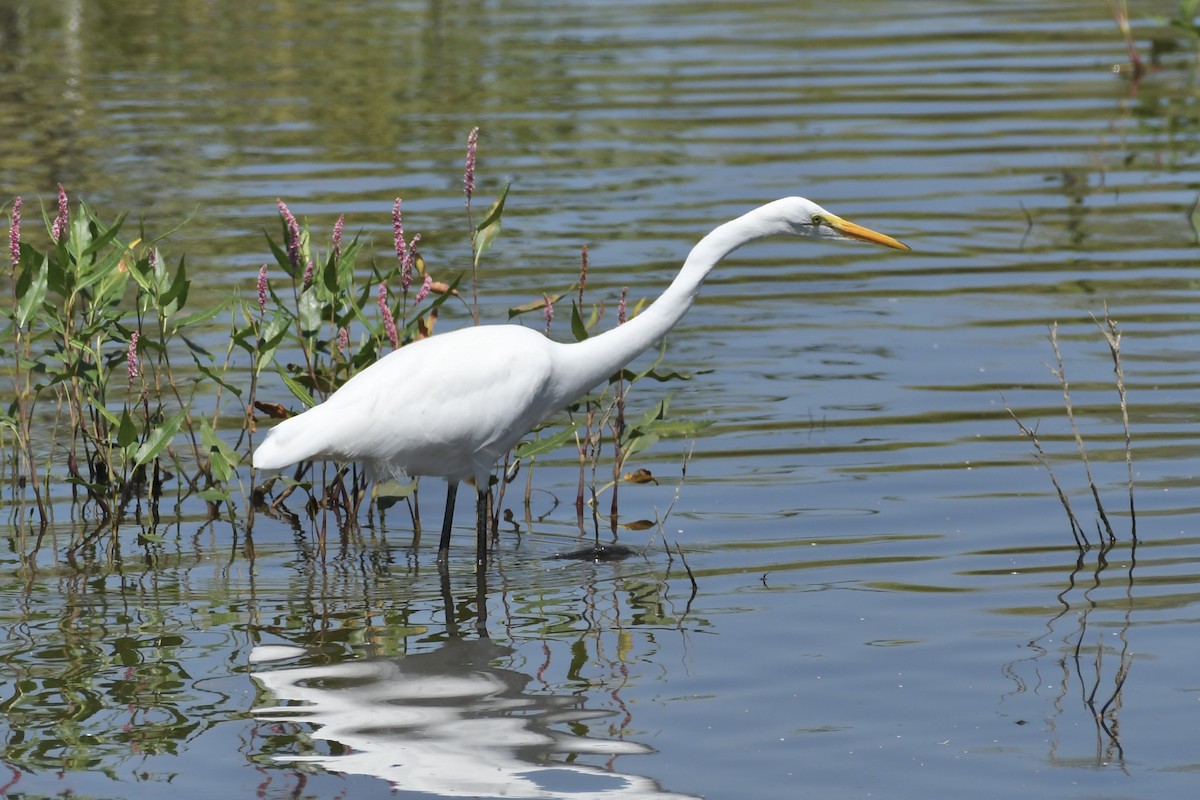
[252,197,909,565]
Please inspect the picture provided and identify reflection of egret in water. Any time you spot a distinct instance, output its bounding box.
[250,639,697,799]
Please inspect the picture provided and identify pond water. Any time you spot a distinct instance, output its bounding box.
[2,0,1199,798]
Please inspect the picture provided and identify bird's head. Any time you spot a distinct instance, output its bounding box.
[771,196,910,251]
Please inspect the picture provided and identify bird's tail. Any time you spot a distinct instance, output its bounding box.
[252,406,338,470]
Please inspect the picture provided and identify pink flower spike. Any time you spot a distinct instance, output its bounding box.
[331,214,345,260]
[257,265,269,312]
[51,184,69,243]
[543,292,554,334]
[578,244,588,308]
[618,286,628,325]
[378,281,399,350]
[8,196,20,268]
[402,232,421,291]
[413,273,432,305]
[276,199,302,271]
[464,127,479,204]
[302,260,314,288]
[128,331,140,382]
[337,326,349,354]
[392,198,406,265]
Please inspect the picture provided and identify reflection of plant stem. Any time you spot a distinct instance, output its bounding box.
[1076,539,1131,767]
[673,542,697,603]
[657,444,698,621]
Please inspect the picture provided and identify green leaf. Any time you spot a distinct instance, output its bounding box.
[79,211,127,259]
[474,181,510,232]
[622,431,661,459]
[65,475,112,495]
[129,253,155,292]
[297,285,323,336]
[134,406,189,467]
[88,253,133,309]
[201,418,240,482]
[117,407,139,449]
[264,229,294,275]
[637,366,699,383]
[635,397,670,430]
[514,423,579,459]
[173,296,231,331]
[92,403,122,431]
[179,332,214,360]
[193,360,242,397]
[160,255,190,311]
[74,244,127,296]
[321,248,339,294]
[334,233,363,294]
[641,418,711,437]
[196,487,230,503]
[570,300,589,342]
[277,365,316,408]
[15,255,48,328]
[255,313,290,376]
[374,479,417,501]
[472,181,510,268]
[208,449,233,483]
[201,418,240,460]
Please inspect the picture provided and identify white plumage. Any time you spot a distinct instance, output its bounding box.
[252,197,909,564]
[254,325,557,485]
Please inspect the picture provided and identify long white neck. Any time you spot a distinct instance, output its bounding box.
[547,201,790,405]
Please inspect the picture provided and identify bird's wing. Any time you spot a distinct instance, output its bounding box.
[309,325,557,481]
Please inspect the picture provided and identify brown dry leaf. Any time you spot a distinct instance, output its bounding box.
[623,519,656,531]
[508,290,566,317]
[622,468,658,485]
[417,307,439,340]
[253,400,292,420]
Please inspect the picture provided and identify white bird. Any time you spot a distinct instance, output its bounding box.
[252,197,909,565]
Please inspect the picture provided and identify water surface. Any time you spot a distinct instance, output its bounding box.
[2,1,1198,798]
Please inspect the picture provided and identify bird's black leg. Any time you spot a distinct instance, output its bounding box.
[438,480,458,562]
[475,559,489,636]
[475,485,489,568]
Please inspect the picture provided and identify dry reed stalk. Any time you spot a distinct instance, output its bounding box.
[1049,323,1115,543]
[1092,305,1137,542]
[1005,398,1089,550]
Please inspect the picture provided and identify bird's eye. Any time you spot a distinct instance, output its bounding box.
[811,214,825,228]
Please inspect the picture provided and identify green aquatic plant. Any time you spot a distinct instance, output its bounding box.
[244,194,468,529]
[1,131,699,553]
[1,186,247,536]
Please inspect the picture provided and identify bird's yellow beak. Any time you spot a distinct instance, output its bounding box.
[824,214,910,251]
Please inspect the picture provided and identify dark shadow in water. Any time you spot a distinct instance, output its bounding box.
[249,568,697,799]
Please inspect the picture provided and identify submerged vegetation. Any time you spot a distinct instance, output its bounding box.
[1,131,704,554]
